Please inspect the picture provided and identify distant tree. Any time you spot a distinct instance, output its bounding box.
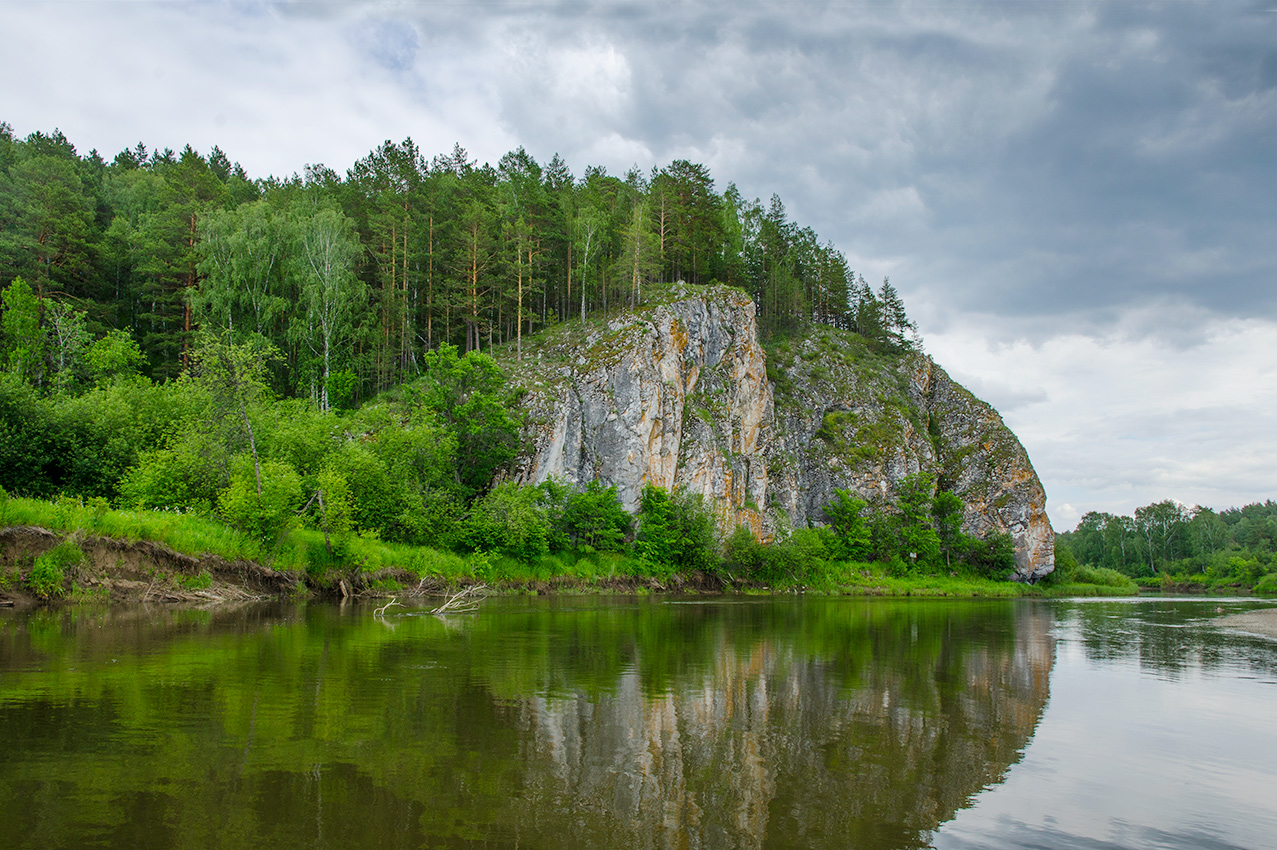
[1,277,44,384]
[1133,500,1191,573]
[463,481,550,560]
[44,300,90,395]
[190,331,279,498]
[878,277,917,352]
[892,472,941,569]
[561,480,632,552]
[416,344,520,497]
[193,200,287,338]
[290,204,364,410]
[932,490,965,569]
[636,485,718,573]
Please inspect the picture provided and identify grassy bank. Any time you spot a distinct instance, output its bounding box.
[1,494,1135,602]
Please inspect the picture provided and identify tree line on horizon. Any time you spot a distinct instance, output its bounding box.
[0,124,919,409]
[1058,499,1276,590]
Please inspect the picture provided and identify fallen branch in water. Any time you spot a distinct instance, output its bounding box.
[373,596,403,617]
[430,584,488,615]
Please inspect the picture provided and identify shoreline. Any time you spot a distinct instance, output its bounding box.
[1215,607,1277,639]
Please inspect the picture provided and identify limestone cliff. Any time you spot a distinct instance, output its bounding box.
[507,283,1053,579]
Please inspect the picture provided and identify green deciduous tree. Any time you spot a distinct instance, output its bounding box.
[561,480,632,553]
[217,454,303,546]
[823,488,871,561]
[463,481,550,561]
[1,277,44,385]
[636,485,718,574]
[290,204,364,410]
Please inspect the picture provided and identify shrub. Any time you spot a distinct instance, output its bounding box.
[463,482,550,561]
[217,456,303,545]
[561,481,632,553]
[635,485,719,574]
[1254,573,1277,596]
[29,540,83,599]
[823,489,871,561]
[963,532,1018,577]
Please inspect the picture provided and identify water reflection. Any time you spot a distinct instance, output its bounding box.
[933,598,1277,850]
[0,599,1054,849]
[1055,598,1277,680]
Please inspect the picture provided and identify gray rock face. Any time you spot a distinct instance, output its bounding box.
[511,285,1053,579]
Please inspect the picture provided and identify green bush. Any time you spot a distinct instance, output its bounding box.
[560,481,632,553]
[29,540,84,599]
[216,455,303,545]
[963,532,1018,577]
[635,485,719,574]
[463,482,550,561]
[1254,573,1277,596]
[823,489,870,561]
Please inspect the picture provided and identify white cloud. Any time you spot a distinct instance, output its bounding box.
[928,316,1277,529]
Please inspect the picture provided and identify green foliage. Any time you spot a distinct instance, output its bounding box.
[463,482,550,561]
[635,485,718,574]
[962,532,1017,577]
[724,525,777,582]
[84,328,145,385]
[1061,498,1276,589]
[823,489,871,561]
[29,540,83,598]
[725,525,832,585]
[559,481,632,553]
[216,455,303,545]
[325,368,358,411]
[815,410,853,448]
[1,277,44,384]
[1254,573,1277,596]
[415,344,521,497]
[175,570,213,591]
[932,490,964,568]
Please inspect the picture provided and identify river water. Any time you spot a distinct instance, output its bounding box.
[0,596,1273,849]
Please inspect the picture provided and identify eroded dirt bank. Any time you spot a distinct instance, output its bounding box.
[0,526,720,607]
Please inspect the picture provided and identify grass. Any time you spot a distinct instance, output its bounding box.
[799,563,1035,597]
[0,495,473,582]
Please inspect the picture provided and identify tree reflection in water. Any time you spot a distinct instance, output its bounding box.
[0,598,1054,849]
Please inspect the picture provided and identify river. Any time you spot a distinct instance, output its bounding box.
[0,596,1273,849]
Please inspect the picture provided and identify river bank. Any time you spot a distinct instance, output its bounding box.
[0,523,1066,607]
[1216,607,1277,639]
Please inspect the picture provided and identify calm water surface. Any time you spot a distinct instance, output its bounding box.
[0,596,1272,849]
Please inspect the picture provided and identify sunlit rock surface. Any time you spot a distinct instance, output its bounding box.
[511,283,1054,579]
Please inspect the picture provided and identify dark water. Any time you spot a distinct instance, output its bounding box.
[0,596,1272,849]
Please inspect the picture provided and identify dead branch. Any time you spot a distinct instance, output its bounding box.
[430,584,488,616]
[374,596,403,617]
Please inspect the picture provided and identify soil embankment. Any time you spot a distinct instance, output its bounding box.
[0,526,719,607]
[0,525,303,606]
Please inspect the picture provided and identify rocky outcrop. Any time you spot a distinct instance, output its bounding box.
[510,283,1053,579]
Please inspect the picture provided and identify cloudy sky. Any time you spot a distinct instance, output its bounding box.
[3,0,1274,529]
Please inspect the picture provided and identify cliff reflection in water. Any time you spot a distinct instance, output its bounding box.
[0,598,1054,850]
[507,599,1054,849]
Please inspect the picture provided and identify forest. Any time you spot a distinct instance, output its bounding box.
[1056,500,1277,593]
[0,124,917,404]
